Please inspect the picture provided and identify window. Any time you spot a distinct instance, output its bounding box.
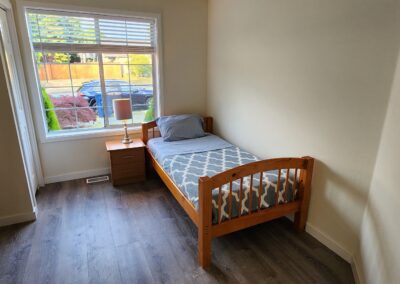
[25,9,159,135]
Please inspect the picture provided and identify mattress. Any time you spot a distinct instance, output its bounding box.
[148,135,296,224]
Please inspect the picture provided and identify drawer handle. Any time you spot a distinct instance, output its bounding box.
[121,155,136,159]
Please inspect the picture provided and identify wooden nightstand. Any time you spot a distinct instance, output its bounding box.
[106,139,146,185]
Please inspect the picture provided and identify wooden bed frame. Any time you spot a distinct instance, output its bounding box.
[142,117,314,268]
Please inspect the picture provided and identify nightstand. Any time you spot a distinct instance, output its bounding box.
[106,139,146,185]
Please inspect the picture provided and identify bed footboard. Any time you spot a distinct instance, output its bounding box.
[198,157,314,268]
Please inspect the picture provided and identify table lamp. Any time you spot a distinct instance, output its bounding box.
[113,99,133,144]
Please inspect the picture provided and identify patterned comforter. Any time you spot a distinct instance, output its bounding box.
[157,146,296,224]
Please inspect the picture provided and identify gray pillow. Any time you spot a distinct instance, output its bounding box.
[156,114,206,141]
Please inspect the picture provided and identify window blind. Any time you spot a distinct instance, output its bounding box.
[26,9,156,54]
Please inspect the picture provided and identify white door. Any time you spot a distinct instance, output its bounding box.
[0,8,38,202]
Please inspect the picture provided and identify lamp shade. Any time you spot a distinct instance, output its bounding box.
[113,99,132,120]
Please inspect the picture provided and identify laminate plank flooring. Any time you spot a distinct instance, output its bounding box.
[0,177,355,284]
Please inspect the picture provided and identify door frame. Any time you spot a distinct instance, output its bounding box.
[0,0,44,190]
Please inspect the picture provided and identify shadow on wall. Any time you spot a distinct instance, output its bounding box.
[357,196,389,283]
[310,160,370,254]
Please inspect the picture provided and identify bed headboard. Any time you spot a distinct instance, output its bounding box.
[141,116,213,144]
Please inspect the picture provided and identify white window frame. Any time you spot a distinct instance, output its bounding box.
[16,1,163,143]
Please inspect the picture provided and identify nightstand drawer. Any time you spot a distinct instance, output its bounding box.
[110,148,144,166]
[106,139,146,186]
[111,164,145,180]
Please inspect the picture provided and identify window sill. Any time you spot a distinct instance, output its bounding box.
[41,126,142,143]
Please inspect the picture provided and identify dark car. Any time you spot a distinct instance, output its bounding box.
[77,80,153,111]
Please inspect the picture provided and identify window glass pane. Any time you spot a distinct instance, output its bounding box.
[42,87,74,99]
[37,52,72,89]
[128,54,153,84]
[127,54,153,112]
[77,107,104,128]
[103,65,129,81]
[103,66,129,121]
[37,52,71,64]
[76,83,101,107]
[133,109,147,124]
[70,53,100,86]
[36,51,103,132]
[129,54,152,65]
[129,67,153,85]
[103,54,128,64]
[47,94,95,131]
[28,13,97,44]
[54,108,78,130]
[129,54,154,113]
[105,107,146,126]
[130,87,153,112]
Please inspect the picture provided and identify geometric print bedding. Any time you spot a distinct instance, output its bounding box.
[160,147,297,224]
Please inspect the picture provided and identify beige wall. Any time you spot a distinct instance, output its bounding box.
[207,0,399,262]
[13,0,208,181]
[357,36,400,284]
[0,55,34,222]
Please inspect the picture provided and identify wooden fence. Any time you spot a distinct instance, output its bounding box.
[38,64,129,81]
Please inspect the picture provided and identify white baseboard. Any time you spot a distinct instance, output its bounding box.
[0,207,37,227]
[305,222,364,282]
[351,254,364,284]
[44,167,111,184]
[305,222,353,263]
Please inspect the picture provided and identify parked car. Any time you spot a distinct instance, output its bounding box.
[77,80,153,116]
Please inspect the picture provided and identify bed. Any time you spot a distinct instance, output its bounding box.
[142,117,314,268]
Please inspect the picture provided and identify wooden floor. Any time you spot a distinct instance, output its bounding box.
[0,177,354,284]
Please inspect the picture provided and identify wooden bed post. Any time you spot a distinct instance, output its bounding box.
[294,156,314,231]
[141,121,157,144]
[198,176,212,268]
[203,117,213,133]
[141,123,148,144]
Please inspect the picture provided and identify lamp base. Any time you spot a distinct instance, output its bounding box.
[121,121,132,144]
[121,137,133,144]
